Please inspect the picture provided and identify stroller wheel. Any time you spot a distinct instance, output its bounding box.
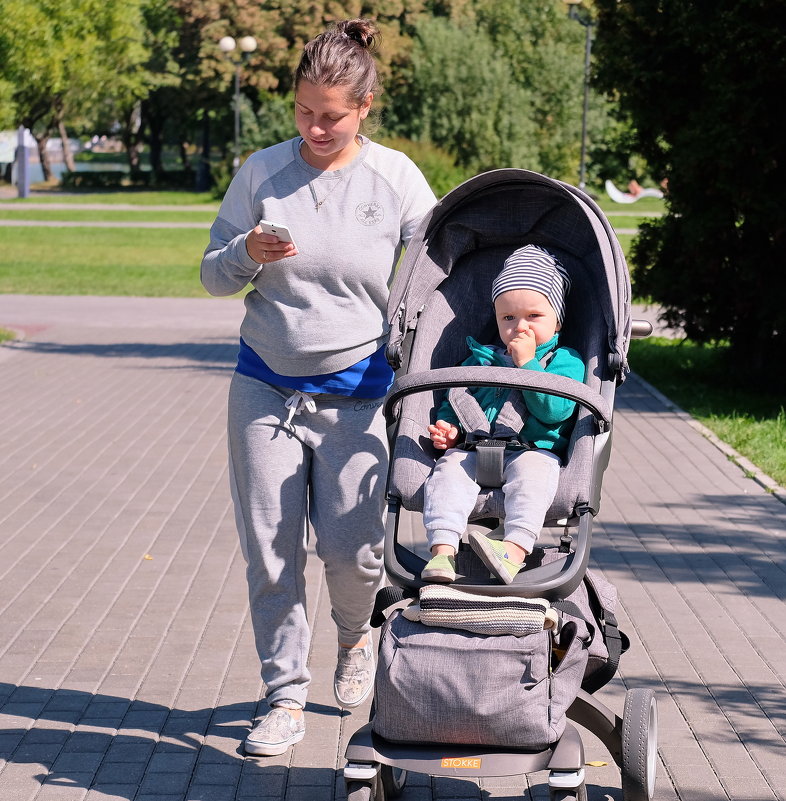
[346,780,374,801]
[380,764,407,798]
[621,688,658,801]
[549,787,588,801]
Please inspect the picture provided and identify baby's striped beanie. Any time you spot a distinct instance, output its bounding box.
[491,244,572,325]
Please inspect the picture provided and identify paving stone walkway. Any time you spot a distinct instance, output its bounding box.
[0,295,784,801]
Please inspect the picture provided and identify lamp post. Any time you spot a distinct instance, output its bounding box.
[564,0,594,192]
[219,35,258,175]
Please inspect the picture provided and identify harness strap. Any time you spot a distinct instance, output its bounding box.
[447,386,491,439]
[493,390,529,439]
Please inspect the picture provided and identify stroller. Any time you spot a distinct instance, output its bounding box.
[343,169,657,801]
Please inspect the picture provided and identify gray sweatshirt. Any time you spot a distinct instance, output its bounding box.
[201,136,436,377]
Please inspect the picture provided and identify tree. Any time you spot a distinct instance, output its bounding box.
[385,0,614,183]
[386,16,540,172]
[593,0,786,382]
[0,0,151,179]
[471,0,590,180]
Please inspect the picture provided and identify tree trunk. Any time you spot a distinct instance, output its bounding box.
[195,113,211,192]
[142,98,164,180]
[122,102,142,172]
[57,119,76,172]
[179,140,190,170]
[36,133,52,182]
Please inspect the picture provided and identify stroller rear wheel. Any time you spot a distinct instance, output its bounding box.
[621,688,658,801]
[380,764,407,798]
[346,780,374,801]
[549,787,588,801]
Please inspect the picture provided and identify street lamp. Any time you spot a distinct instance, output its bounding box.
[564,0,594,192]
[219,35,258,175]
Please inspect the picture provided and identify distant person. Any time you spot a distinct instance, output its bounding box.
[201,19,436,756]
[420,245,585,584]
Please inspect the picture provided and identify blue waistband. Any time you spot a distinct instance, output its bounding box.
[235,338,393,398]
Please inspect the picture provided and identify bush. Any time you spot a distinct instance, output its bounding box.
[594,0,786,386]
[61,170,128,189]
[61,168,195,191]
[377,137,473,198]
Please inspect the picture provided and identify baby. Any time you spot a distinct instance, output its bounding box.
[421,245,585,584]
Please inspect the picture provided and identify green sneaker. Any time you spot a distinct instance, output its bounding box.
[421,554,457,583]
[468,532,523,584]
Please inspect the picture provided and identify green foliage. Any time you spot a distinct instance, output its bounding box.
[377,136,473,197]
[384,0,619,184]
[0,69,14,128]
[241,92,298,153]
[471,0,588,178]
[0,0,149,129]
[386,16,539,172]
[593,0,786,384]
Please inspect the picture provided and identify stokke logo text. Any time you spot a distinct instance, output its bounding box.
[440,757,481,769]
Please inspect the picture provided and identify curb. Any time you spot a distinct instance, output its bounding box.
[631,371,786,506]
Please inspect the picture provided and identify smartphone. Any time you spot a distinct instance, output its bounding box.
[258,219,296,247]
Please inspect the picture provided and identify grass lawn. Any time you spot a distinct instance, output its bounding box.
[0,208,216,224]
[0,226,211,297]
[7,189,218,206]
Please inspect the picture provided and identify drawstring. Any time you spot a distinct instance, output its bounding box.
[283,390,317,431]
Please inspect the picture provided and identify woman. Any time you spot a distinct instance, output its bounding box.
[200,18,436,757]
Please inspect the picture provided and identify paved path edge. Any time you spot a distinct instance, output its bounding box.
[631,371,786,504]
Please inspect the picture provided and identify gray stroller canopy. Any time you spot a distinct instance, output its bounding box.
[389,169,632,379]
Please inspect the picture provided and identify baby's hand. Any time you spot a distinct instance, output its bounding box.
[507,329,537,367]
[428,420,460,450]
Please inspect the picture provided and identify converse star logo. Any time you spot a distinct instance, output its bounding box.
[356,202,384,226]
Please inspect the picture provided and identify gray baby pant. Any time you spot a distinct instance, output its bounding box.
[423,447,562,555]
[227,372,387,709]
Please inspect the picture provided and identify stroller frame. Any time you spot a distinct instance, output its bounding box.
[344,170,657,801]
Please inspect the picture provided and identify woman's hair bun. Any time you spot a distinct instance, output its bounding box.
[336,18,380,51]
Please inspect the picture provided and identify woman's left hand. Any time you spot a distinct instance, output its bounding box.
[245,225,299,265]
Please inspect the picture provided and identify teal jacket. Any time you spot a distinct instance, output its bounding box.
[436,334,585,457]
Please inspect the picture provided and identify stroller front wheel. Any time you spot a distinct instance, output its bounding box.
[621,688,658,801]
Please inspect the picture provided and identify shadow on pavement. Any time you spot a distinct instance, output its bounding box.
[0,682,340,799]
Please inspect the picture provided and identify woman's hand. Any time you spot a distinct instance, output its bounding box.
[245,225,299,265]
[428,420,460,450]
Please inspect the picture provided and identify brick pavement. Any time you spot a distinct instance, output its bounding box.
[0,295,784,801]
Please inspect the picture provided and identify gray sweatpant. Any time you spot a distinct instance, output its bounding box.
[423,447,561,555]
[227,372,387,709]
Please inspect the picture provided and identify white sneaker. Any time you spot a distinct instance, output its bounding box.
[333,640,374,708]
[244,707,305,756]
